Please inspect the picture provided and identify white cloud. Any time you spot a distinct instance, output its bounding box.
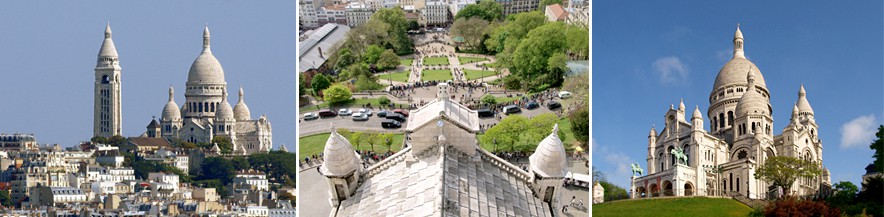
[593,138,636,188]
[652,56,688,84]
[840,114,878,148]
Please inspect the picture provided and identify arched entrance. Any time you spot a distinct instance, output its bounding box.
[636,186,647,198]
[684,182,694,196]
[662,181,674,196]
[649,184,659,197]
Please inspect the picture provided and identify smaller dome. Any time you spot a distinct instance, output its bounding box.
[162,87,181,121]
[649,126,657,137]
[734,24,743,40]
[796,85,814,115]
[678,99,686,111]
[735,72,769,117]
[692,106,703,119]
[321,126,361,176]
[279,145,288,152]
[234,87,251,121]
[530,124,567,177]
[215,90,235,122]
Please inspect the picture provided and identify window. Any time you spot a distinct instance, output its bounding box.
[727,111,734,127]
[719,113,725,128]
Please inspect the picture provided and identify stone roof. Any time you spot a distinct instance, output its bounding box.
[406,91,480,133]
[234,87,251,121]
[795,85,814,115]
[188,26,226,84]
[162,86,181,121]
[335,146,551,216]
[529,124,568,178]
[320,130,361,176]
[98,24,118,57]
[215,90,235,121]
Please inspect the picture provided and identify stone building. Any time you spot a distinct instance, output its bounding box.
[94,24,122,138]
[631,25,830,199]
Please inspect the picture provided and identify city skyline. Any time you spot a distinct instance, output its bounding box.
[593,0,883,190]
[0,1,297,151]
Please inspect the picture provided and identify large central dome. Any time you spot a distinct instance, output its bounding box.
[187,26,225,84]
[713,58,767,91]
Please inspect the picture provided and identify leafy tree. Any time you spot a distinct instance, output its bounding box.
[350,132,364,150]
[827,181,862,215]
[211,135,233,154]
[487,11,546,66]
[335,49,358,71]
[371,8,413,54]
[179,141,198,149]
[378,96,391,105]
[858,176,884,216]
[323,84,353,105]
[380,133,395,152]
[343,63,372,81]
[451,17,490,50]
[512,22,568,88]
[754,156,821,196]
[592,166,606,182]
[538,0,562,9]
[599,181,629,201]
[91,136,109,144]
[481,115,528,151]
[502,75,523,90]
[569,107,589,146]
[299,73,307,96]
[565,26,589,59]
[872,125,883,172]
[407,20,420,31]
[455,0,503,21]
[480,94,497,105]
[376,49,400,71]
[108,135,127,147]
[200,157,236,185]
[311,73,332,95]
[363,45,385,65]
[366,133,380,152]
[342,20,390,54]
[544,52,569,88]
[0,190,11,207]
[525,113,560,146]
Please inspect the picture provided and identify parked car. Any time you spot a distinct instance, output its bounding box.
[338,108,352,116]
[318,109,337,118]
[386,113,406,122]
[478,109,495,118]
[558,91,572,99]
[525,101,540,110]
[393,109,409,117]
[547,101,562,110]
[381,120,402,128]
[377,110,390,117]
[503,105,521,114]
[352,113,369,121]
[358,108,373,116]
[303,112,319,120]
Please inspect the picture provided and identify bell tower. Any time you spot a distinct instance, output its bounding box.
[94,23,122,138]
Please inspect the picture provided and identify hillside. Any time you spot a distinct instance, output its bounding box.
[592,197,753,217]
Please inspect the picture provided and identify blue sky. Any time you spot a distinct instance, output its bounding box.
[0,1,297,152]
[593,1,883,189]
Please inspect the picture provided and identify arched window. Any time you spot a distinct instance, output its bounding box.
[712,117,717,131]
[719,113,725,128]
[668,146,675,166]
[102,75,110,84]
[727,111,734,127]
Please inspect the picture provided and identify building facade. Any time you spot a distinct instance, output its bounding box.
[631,26,830,199]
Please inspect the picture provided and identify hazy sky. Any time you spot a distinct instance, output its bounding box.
[0,1,297,152]
[593,1,883,188]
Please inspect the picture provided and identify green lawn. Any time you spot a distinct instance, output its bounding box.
[299,132,405,158]
[480,62,498,68]
[423,56,449,65]
[458,56,488,64]
[478,118,575,152]
[593,197,753,217]
[464,69,496,80]
[383,71,410,83]
[421,69,453,81]
[400,58,413,66]
[299,98,406,113]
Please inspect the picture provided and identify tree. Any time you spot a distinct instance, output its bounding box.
[538,0,562,9]
[480,115,528,151]
[350,132,364,150]
[108,135,127,147]
[363,45,385,65]
[455,0,503,21]
[365,133,380,152]
[211,135,233,154]
[0,190,11,207]
[200,157,236,185]
[486,11,546,66]
[569,107,589,146]
[858,176,884,216]
[827,181,862,215]
[565,26,589,59]
[754,156,821,196]
[335,49,358,71]
[343,63,372,81]
[299,73,307,96]
[480,94,497,105]
[599,181,629,201]
[376,49,400,71]
[592,166,606,182]
[451,17,490,50]
[544,52,569,88]
[371,8,413,54]
[872,125,883,172]
[512,22,568,88]
[525,113,560,147]
[378,96,391,105]
[311,73,332,95]
[380,133,395,152]
[323,84,352,105]
[91,136,109,144]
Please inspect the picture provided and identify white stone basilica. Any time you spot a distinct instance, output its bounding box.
[631,25,830,199]
[145,26,273,155]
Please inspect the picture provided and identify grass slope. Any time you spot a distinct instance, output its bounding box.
[592,197,753,217]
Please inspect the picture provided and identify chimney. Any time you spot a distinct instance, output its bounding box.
[318,47,324,59]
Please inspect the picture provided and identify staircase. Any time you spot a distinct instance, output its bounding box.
[729,192,769,209]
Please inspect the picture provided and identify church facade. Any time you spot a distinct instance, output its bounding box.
[631,25,830,199]
[92,24,272,155]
